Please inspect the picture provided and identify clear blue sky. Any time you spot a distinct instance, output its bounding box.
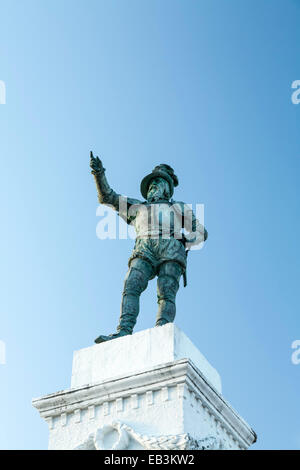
[0,0,299,450]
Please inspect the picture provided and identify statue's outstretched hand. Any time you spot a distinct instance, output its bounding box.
[90,151,104,175]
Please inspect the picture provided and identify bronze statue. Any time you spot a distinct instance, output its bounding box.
[90,152,207,343]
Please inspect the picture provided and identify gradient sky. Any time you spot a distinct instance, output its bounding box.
[0,0,300,450]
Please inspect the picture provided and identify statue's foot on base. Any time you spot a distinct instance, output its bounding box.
[155,320,171,327]
[94,330,131,344]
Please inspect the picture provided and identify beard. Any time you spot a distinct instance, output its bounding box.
[147,181,170,202]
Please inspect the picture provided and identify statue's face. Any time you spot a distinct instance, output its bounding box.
[147,177,171,202]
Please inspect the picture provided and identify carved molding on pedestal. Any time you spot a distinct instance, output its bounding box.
[75,421,223,451]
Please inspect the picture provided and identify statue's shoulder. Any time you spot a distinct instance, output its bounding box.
[171,200,196,217]
[170,199,186,211]
[171,199,184,205]
[126,196,145,207]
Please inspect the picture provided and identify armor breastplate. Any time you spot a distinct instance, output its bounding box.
[133,202,183,239]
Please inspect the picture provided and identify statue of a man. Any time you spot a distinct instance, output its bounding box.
[90,152,207,343]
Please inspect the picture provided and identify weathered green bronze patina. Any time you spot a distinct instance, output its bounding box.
[90,152,207,343]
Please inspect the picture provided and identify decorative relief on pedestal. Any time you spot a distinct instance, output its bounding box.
[103,402,109,416]
[116,398,123,412]
[88,405,95,420]
[61,413,67,427]
[74,409,81,423]
[146,391,153,406]
[161,387,169,402]
[74,421,223,451]
[45,417,53,430]
[131,394,139,409]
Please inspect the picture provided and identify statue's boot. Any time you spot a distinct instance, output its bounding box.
[94,259,152,344]
[155,262,182,327]
[94,330,129,344]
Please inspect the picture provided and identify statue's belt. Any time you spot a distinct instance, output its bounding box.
[135,233,185,241]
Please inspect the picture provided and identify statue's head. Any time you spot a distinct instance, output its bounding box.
[140,164,179,201]
[146,177,171,202]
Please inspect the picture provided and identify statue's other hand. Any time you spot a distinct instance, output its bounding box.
[90,151,104,174]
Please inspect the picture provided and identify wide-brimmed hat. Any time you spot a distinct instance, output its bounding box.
[140,164,179,199]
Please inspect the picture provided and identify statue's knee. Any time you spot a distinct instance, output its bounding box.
[157,274,179,301]
[158,262,182,283]
[157,262,182,301]
[123,267,149,296]
[130,257,154,278]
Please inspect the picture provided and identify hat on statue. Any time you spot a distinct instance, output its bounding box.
[140,164,179,199]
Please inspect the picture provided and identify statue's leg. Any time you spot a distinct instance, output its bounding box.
[117,257,154,334]
[156,261,183,326]
[94,257,154,343]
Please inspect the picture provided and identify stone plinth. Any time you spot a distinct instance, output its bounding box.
[71,324,221,392]
[32,324,256,450]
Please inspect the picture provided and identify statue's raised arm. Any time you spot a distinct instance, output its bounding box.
[90,151,142,218]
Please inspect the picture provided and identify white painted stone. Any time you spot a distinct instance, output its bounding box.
[32,325,256,450]
[70,323,222,393]
[88,405,95,420]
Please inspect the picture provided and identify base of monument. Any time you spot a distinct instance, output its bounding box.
[32,324,256,450]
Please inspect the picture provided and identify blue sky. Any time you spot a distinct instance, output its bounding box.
[0,0,299,449]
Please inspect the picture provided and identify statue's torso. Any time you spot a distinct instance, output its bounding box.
[131,202,184,239]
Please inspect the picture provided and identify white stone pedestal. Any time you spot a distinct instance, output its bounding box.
[32,324,256,450]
